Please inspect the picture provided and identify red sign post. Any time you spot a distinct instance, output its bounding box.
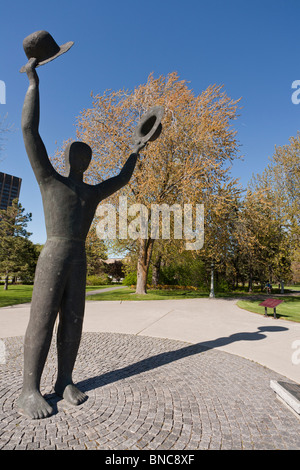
[259,299,283,319]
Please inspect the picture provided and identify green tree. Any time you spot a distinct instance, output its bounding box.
[199,180,242,295]
[253,134,300,282]
[234,186,292,291]
[85,223,108,276]
[0,200,38,288]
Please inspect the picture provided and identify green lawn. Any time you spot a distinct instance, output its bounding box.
[2,285,300,324]
[0,284,110,307]
[0,284,34,307]
[237,296,300,323]
[285,284,300,291]
[85,286,287,301]
[0,284,210,306]
[86,286,210,301]
[0,284,209,307]
[85,285,113,291]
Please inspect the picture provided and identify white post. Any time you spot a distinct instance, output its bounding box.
[0,340,6,364]
[209,263,215,298]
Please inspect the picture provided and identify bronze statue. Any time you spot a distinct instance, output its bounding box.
[17,31,163,419]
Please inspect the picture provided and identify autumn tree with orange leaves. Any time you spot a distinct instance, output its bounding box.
[52,72,241,294]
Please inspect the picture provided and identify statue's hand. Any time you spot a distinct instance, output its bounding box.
[132,140,147,155]
[24,58,39,84]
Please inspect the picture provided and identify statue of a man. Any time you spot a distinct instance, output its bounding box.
[16,57,142,419]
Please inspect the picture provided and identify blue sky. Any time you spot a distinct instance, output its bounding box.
[1,0,300,244]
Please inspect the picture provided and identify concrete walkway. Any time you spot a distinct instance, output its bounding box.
[86,285,127,296]
[1,297,300,383]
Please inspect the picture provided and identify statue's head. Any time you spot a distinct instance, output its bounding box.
[64,141,92,175]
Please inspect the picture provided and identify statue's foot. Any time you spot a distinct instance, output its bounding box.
[54,381,87,406]
[16,390,53,419]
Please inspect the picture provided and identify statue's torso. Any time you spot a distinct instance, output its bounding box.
[39,173,99,241]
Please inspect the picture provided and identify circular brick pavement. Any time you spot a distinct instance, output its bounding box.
[0,332,300,450]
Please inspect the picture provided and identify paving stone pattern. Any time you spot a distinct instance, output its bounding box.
[0,332,300,450]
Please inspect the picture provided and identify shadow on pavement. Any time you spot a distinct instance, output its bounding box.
[77,325,289,393]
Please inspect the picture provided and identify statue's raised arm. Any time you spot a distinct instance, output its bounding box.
[22,58,55,182]
[95,151,138,201]
[95,106,164,202]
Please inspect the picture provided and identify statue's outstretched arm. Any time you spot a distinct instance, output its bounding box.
[22,59,54,182]
[95,152,138,201]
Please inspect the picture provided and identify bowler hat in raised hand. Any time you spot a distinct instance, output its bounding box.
[20,30,74,73]
[133,106,164,146]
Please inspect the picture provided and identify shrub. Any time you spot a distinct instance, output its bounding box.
[123,272,137,286]
[123,270,153,286]
[86,274,110,286]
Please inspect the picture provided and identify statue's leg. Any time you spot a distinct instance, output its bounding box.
[16,242,67,419]
[54,256,87,406]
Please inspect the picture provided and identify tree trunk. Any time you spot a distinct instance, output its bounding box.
[248,274,252,292]
[152,254,162,287]
[248,263,253,292]
[4,275,8,290]
[135,238,154,295]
